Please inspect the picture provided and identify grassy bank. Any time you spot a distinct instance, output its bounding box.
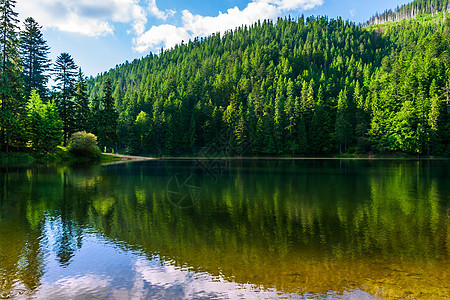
[0,152,35,165]
[0,147,118,166]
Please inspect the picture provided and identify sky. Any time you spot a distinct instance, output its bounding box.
[15,0,411,78]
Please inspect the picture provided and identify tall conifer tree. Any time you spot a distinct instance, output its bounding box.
[336,88,351,154]
[0,0,23,152]
[98,77,118,151]
[54,52,77,146]
[74,68,90,132]
[19,17,51,99]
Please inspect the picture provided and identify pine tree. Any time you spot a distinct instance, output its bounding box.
[98,77,118,152]
[274,81,285,153]
[336,88,351,154]
[0,0,23,152]
[284,79,298,154]
[89,95,101,137]
[429,79,442,154]
[297,116,308,155]
[19,17,51,99]
[235,112,247,155]
[354,81,369,150]
[42,99,63,153]
[309,85,330,154]
[54,52,77,146]
[74,68,90,132]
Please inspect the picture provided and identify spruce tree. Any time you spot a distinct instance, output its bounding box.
[0,0,23,152]
[74,68,90,132]
[54,52,77,146]
[19,17,51,99]
[296,116,308,155]
[89,95,101,137]
[309,85,329,154]
[43,99,63,153]
[429,79,442,154]
[336,88,351,154]
[284,79,298,154]
[274,82,285,153]
[354,81,369,150]
[99,77,118,152]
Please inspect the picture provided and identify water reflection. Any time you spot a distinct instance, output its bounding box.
[0,160,449,299]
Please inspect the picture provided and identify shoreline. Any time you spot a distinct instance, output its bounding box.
[1,152,448,167]
[101,153,155,162]
[101,153,450,161]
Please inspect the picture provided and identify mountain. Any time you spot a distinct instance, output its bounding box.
[87,1,450,157]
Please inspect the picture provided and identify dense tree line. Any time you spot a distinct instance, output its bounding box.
[88,4,450,156]
[0,0,117,155]
[366,0,450,26]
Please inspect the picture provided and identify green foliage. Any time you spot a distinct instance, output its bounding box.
[68,131,101,159]
[26,90,63,154]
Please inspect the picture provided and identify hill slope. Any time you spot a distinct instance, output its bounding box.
[366,0,450,26]
[88,6,450,157]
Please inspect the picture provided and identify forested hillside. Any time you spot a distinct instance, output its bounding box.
[88,1,450,156]
[2,0,449,157]
[366,0,450,26]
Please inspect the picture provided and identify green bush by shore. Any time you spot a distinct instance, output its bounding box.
[68,132,102,160]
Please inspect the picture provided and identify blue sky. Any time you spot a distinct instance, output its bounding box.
[15,0,410,78]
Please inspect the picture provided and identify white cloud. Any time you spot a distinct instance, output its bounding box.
[181,2,279,38]
[15,0,156,37]
[350,9,356,17]
[262,0,323,11]
[15,0,322,54]
[134,258,286,298]
[134,25,190,53]
[148,0,176,21]
[134,0,323,53]
[35,275,113,298]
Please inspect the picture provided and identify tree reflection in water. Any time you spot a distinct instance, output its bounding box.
[0,160,448,298]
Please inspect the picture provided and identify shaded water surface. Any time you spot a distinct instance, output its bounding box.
[0,160,449,299]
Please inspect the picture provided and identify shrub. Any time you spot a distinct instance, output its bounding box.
[68,132,101,159]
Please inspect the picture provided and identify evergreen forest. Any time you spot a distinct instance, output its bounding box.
[1,0,450,157]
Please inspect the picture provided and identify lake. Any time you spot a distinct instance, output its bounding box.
[0,159,449,299]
